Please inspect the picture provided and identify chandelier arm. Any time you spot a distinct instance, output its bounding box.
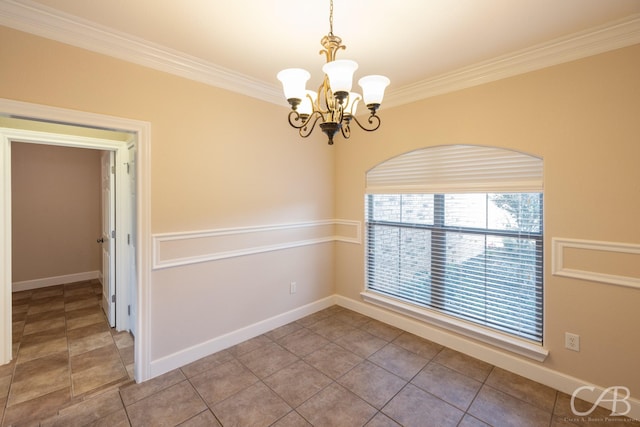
[298,112,323,138]
[350,113,382,132]
[340,122,351,140]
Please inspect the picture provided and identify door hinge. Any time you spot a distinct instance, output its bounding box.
[111,165,115,174]
[128,305,131,315]
[126,163,130,174]
[111,230,116,238]
[127,234,130,245]
[111,294,116,303]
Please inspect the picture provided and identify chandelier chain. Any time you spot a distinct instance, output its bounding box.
[329,0,334,35]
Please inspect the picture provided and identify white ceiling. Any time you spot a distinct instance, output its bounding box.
[1,0,640,108]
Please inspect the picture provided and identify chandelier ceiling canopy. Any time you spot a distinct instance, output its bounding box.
[277,0,390,145]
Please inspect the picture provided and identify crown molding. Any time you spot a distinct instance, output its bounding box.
[1,0,639,108]
[383,13,640,108]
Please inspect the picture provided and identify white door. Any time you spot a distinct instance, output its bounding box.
[101,150,116,327]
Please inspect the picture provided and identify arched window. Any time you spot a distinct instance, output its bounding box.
[364,145,544,351]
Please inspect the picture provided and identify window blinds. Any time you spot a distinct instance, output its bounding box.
[366,144,543,194]
[365,145,544,344]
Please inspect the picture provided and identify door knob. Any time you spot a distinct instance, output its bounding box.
[97,237,104,243]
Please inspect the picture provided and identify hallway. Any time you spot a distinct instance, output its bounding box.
[1,280,134,425]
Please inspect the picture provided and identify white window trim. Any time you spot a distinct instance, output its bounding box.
[361,290,549,362]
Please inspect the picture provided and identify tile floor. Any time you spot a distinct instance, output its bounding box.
[1,280,134,426]
[2,282,638,426]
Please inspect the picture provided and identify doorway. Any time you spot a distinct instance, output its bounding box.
[0,98,151,382]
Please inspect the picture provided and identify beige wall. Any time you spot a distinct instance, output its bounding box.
[1,23,639,396]
[335,44,640,396]
[0,26,335,362]
[11,142,102,283]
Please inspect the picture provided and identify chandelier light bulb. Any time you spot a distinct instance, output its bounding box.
[277,68,310,105]
[322,59,358,96]
[358,75,391,107]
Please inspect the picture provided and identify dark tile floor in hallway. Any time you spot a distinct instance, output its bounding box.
[1,282,637,426]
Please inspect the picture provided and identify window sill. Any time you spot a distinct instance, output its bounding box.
[361,291,549,363]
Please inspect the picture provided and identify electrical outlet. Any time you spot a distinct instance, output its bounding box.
[290,281,297,294]
[565,332,580,352]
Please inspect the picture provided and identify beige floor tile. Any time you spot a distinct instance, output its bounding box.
[66,313,106,331]
[297,382,377,427]
[308,316,358,340]
[2,387,71,426]
[338,360,407,409]
[362,319,404,342]
[17,335,68,363]
[113,331,134,349]
[368,343,429,381]
[180,349,234,379]
[71,357,128,396]
[126,380,207,427]
[304,342,363,379]
[458,414,492,426]
[271,410,313,426]
[189,358,259,406]
[277,327,330,357]
[263,360,332,407]
[69,331,114,356]
[177,410,222,426]
[433,347,494,382]
[228,334,273,356]
[40,388,123,427]
[391,332,444,359]
[265,321,304,341]
[120,369,186,406]
[411,362,482,411]
[486,366,557,412]
[383,383,464,427]
[334,328,387,358]
[212,381,291,427]
[9,351,70,405]
[22,316,66,336]
[468,384,553,427]
[238,341,299,378]
[296,309,334,328]
[27,299,65,315]
[334,310,372,328]
[70,343,121,373]
[66,321,111,341]
[365,412,402,427]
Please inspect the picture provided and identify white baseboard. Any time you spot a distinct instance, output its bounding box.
[148,296,336,379]
[333,295,640,420]
[12,271,100,292]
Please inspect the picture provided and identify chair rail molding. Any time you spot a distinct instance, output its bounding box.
[152,219,362,270]
[552,237,640,290]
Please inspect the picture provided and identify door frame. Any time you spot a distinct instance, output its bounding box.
[0,98,151,382]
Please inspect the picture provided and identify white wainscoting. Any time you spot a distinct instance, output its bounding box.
[12,270,100,292]
[152,219,361,270]
[552,237,640,290]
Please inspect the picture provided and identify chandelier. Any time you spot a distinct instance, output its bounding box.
[277,0,390,145]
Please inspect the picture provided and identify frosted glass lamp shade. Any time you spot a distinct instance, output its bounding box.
[358,75,390,106]
[277,68,311,101]
[322,60,358,94]
[298,90,318,117]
